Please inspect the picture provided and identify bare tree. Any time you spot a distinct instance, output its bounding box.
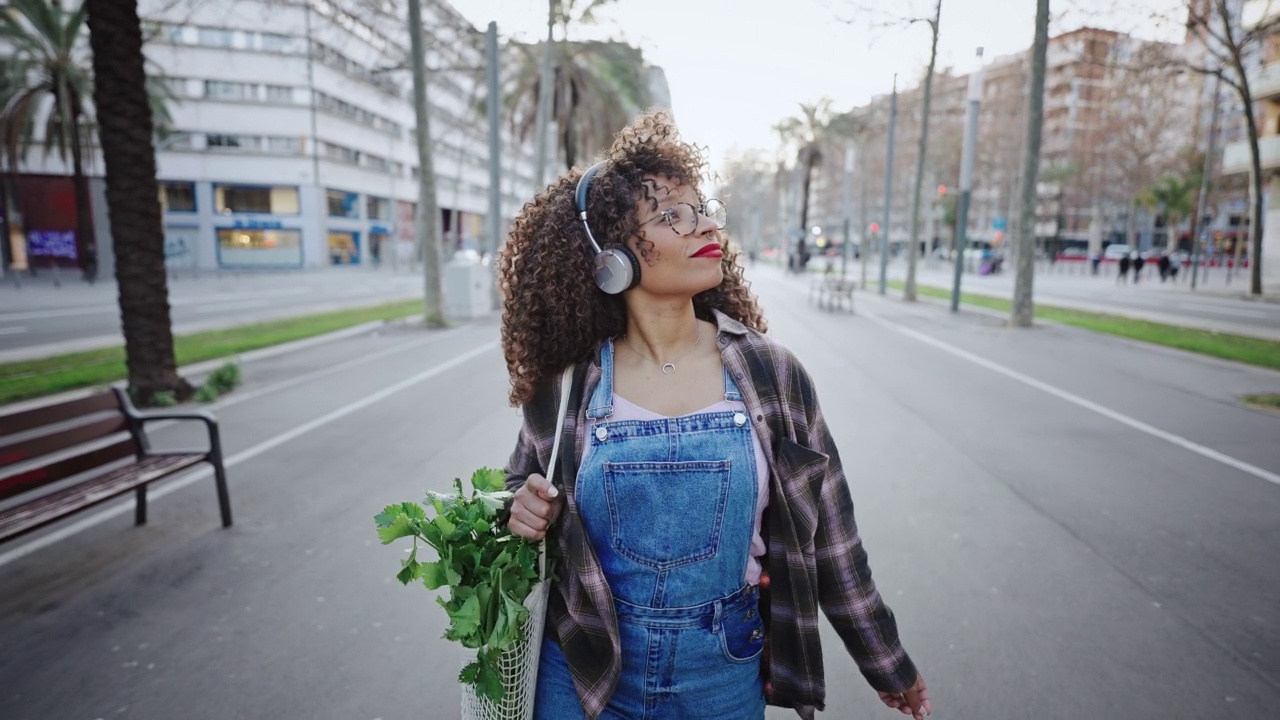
[1011,0,1048,328]
[1096,43,1191,251]
[1162,0,1280,295]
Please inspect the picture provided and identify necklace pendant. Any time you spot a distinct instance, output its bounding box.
[662,362,676,375]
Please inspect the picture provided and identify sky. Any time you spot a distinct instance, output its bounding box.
[447,0,1188,174]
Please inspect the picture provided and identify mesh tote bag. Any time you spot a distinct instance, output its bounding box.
[461,366,573,720]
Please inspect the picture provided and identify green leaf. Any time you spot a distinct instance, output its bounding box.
[376,514,416,544]
[475,652,505,702]
[396,560,420,585]
[459,659,481,686]
[420,560,448,589]
[473,489,514,516]
[471,467,505,492]
[373,503,406,528]
[433,512,456,538]
[446,593,483,644]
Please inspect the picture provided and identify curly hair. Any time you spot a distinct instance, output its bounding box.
[499,109,767,406]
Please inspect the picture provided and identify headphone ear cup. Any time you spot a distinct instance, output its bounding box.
[593,246,642,294]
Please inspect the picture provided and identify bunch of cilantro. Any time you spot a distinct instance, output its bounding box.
[375,467,541,702]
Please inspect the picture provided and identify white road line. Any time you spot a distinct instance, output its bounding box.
[860,308,1280,487]
[0,340,498,569]
[0,326,26,336]
[0,306,116,322]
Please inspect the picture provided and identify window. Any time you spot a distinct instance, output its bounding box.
[366,196,391,221]
[327,189,359,218]
[264,85,293,103]
[159,182,196,213]
[363,154,393,174]
[206,134,260,151]
[258,33,294,52]
[217,228,304,267]
[161,76,190,97]
[197,27,234,47]
[205,80,250,100]
[266,136,302,154]
[321,142,359,165]
[215,184,300,215]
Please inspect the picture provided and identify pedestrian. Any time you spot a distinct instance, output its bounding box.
[1090,251,1101,276]
[1157,253,1171,282]
[1133,252,1145,284]
[1169,251,1181,280]
[1118,253,1131,283]
[499,110,929,720]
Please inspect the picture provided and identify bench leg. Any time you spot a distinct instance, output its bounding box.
[135,486,147,526]
[214,461,233,527]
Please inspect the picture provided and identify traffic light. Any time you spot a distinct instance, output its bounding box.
[870,222,880,234]
[937,184,947,197]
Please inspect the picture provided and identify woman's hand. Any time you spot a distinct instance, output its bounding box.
[507,473,563,541]
[878,673,931,719]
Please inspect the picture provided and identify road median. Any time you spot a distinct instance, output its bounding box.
[887,280,1280,372]
[0,299,425,405]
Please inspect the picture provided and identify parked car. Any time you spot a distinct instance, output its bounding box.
[1103,244,1132,260]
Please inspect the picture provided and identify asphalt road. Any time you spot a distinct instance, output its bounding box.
[0,269,424,362]
[1,265,1277,719]
[882,259,1280,341]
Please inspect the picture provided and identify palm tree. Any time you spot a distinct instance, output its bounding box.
[1141,172,1198,253]
[0,0,173,281]
[507,38,650,172]
[0,0,94,278]
[85,0,190,403]
[774,99,832,268]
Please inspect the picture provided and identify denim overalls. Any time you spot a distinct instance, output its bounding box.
[535,339,766,720]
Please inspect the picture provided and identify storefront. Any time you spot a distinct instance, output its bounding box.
[211,183,306,268]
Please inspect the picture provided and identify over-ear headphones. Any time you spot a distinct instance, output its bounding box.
[575,162,641,295]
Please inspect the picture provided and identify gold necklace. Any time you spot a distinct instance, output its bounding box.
[621,323,702,375]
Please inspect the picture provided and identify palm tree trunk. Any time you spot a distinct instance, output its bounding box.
[85,0,191,404]
[67,114,94,280]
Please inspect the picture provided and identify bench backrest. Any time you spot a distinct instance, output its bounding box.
[0,390,140,502]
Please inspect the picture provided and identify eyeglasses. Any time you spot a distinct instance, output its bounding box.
[640,199,728,236]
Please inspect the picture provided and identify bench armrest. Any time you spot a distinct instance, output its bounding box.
[112,390,225,464]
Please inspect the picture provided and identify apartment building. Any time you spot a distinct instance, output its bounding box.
[4,0,539,276]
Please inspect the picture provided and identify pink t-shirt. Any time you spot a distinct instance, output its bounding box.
[580,393,770,586]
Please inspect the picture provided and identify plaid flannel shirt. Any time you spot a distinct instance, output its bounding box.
[504,310,918,719]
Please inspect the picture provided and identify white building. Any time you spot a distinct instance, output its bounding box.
[137,0,535,274]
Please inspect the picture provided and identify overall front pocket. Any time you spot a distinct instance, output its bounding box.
[603,460,732,570]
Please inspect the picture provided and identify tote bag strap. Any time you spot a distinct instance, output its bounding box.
[538,366,574,582]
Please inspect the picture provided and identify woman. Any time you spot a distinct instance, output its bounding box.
[500,110,929,720]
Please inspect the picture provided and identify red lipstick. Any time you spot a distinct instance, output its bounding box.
[691,243,723,259]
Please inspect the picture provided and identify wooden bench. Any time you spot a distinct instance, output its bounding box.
[0,388,231,544]
[809,275,857,313]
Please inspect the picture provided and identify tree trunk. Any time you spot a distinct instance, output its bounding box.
[1240,82,1265,295]
[905,0,943,302]
[407,0,445,326]
[799,147,814,232]
[67,114,95,280]
[1011,0,1048,328]
[532,0,555,188]
[85,0,191,404]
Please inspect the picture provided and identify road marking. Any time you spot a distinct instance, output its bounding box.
[860,308,1280,487]
[0,326,26,336]
[0,339,499,569]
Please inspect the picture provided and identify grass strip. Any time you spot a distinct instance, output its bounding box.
[885,280,1280,371]
[0,299,424,405]
[1242,393,1280,411]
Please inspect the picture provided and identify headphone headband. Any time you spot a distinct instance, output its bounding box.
[573,161,640,295]
[575,162,606,253]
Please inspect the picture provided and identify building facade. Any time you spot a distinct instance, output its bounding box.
[3,0,543,277]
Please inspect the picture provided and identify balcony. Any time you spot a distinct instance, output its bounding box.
[1249,62,1280,101]
[1221,134,1280,175]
